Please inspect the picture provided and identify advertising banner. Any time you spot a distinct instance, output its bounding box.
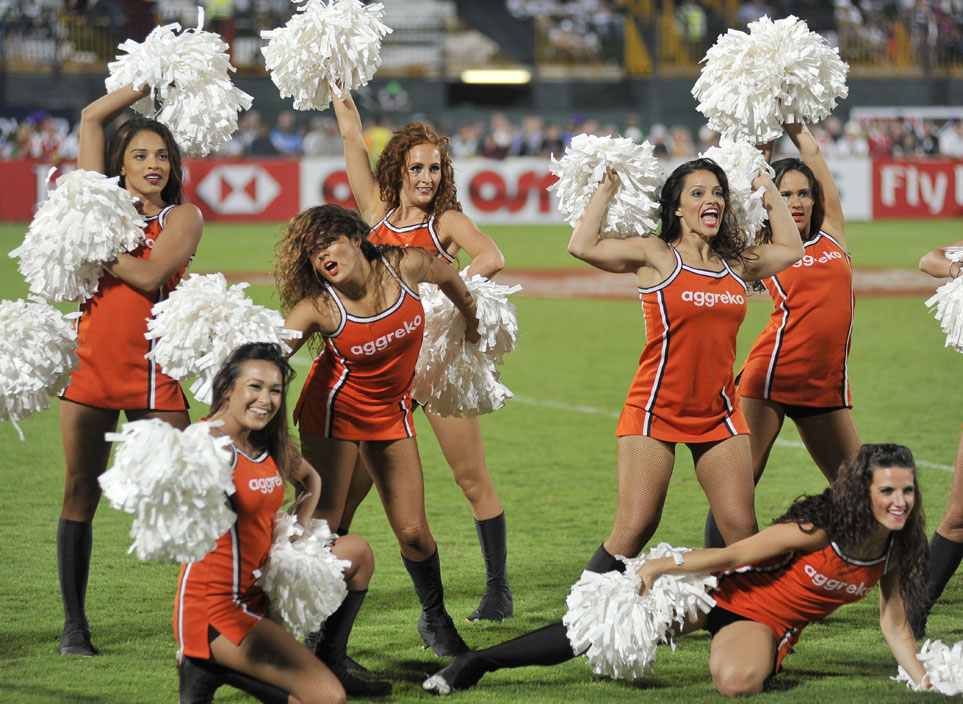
[873,160,963,218]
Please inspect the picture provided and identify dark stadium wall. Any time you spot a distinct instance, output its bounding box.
[2,75,960,131]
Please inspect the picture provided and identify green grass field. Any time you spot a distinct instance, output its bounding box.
[1,219,961,703]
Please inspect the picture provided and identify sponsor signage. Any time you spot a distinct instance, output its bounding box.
[185,160,299,221]
[874,160,963,218]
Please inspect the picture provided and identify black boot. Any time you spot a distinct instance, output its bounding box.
[584,543,626,574]
[402,550,469,656]
[704,509,726,549]
[467,513,513,622]
[309,590,391,697]
[912,532,963,639]
[58,518,97,656]
[423,622,574,695]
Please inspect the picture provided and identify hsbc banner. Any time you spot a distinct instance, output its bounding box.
[184,160,300,221]
[874,160,963,218]
[301,157,565,224]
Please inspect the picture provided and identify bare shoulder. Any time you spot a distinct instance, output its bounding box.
[164,203,204,228]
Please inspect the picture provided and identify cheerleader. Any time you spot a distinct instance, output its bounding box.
[57,84,202,656]
[330,88,513,622]
[275,203,479,656]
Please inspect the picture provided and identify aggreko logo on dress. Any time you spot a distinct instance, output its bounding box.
[803,564,869,596]
[351,315,423,356]
[681,290,745,307]
[248,476,284,494]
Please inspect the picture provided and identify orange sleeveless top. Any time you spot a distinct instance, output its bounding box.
[368,208,455,263]
[616,247,749,443]
[61,205,190,410]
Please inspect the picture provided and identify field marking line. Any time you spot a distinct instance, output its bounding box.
[511,396,955,473]
[284,367,955,473]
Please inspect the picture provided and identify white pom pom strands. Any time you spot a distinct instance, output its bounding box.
[255,513,350,640]
[700,138,774,244]
[9,169,146,303]
[563,543,717,681]
[549,134,664,239]
[894,639,963,694]
[411,274,521,417]
[925,275,963,353]
[99,419,236,563]
[261,0,392,111]
[0,299,78,440]
[145,273,301,404]
[694,15,849,144]
[106,8,253,157]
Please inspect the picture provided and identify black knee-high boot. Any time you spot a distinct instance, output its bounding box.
[467,512,513,622]
[308,590,391,696]
[402,550,469,656]
[424,622,575,694]
[912,532,963,638]
[424,543,627,694]
[704,509,726,549]
[58,518,97,656]
[584,543,626,574]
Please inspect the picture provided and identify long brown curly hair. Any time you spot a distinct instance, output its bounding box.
[774,443,928,626]
[273,204,400,353]
[374,123,462,218]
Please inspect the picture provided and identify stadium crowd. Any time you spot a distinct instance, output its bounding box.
[2,107,963,162]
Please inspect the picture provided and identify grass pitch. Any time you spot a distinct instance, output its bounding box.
[1,219,961,703]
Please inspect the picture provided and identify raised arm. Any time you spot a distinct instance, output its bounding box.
[78,84,151,173]
[330,88,386,224]
[402,248,479,343]
[786,122,845,243]
[734,172,804,281]
[636,522,827,593]
[878,567,929,689]
[107,204,203,293]
[436,210,505,279]
[567,170,663,275]
[920,239,963,279]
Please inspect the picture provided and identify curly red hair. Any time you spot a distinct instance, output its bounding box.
[374,123,462,218]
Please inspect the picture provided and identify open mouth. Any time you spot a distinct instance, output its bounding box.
[701,206,719,227]
[324,261,339,276]
[792,212,805,222]
[145,174,162,185]
[248,407,270,420]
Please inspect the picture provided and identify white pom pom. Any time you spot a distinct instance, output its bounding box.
[145,273,301,404]
[100,419,236,563]
[925,276,963,353]
[255,513,350,639]
[700,137,774,243]
[9,169,146,302]
[0,298,78,440]
[694,16,849,143]
[548,134,664,239]
[894,639,963,695]
[410,274,521,417]
[261,0,392,111]
[105,9,254,157]
[563,543,717,681]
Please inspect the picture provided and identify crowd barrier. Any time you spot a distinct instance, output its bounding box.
[1,157,961,223]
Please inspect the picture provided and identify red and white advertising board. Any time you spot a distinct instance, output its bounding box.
[301,157,562,224]
[184,159,300,221]
[874,160,963,218]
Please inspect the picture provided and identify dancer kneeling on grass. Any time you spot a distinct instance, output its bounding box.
[425,443,931,696]
[175,342,389,704]
[276,204,480,656]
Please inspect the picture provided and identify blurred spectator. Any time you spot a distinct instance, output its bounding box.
[377,81,411,112]
[836,120,869,158]
[539,122,566,158]
[676,1,708,58]
[363,116,394,167]
[919,120,940,156]
[940,120,963,157]
[302,116,342,157]
[697,124,720,152]
[513,115,544,156]
[270,110,303,156]
[248,122,280,156]
[451,121,482,159]
[648,123,671,157]
[670,125,697,157]
[480,112,515,159]
[622,113,643,143]
[735,0,770,28]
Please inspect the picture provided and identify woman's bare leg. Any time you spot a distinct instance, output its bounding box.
[708,620,777,697]
[299,434,360,530]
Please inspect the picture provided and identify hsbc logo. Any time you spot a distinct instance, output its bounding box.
[196,165,281,214]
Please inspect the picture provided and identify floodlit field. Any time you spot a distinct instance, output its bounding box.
[1,219,961,703]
